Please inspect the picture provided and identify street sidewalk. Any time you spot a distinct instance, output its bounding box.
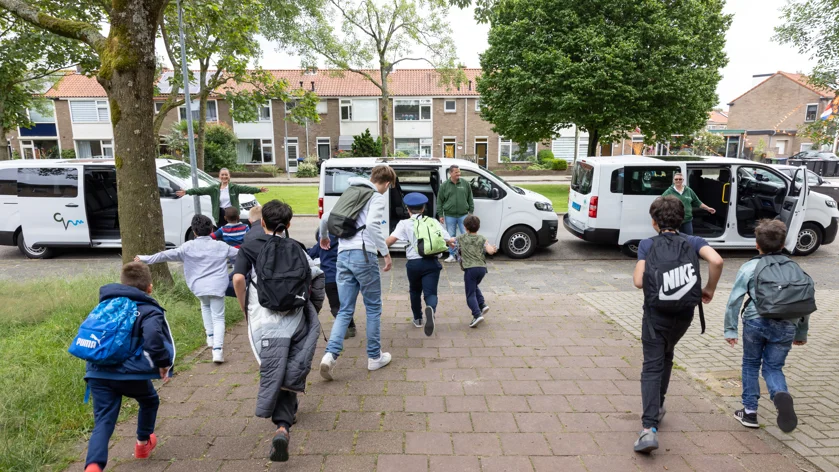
[236,174,571,186]
[66,292,806,471]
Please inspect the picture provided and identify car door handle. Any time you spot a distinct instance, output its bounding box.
[65,203,79,208]
[3,202,16,205]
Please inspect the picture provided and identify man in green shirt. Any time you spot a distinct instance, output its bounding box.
[661,172,716,235]
[436,165,474,262]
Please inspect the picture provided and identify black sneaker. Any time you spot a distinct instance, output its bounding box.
[269,427,290,462]
[412,318,422,328]
[469,316,484,328]
[774,392,798,433]
[424,306,435,336]
[734,409,759,428]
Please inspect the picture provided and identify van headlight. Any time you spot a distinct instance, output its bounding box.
[534,201,553,212]
[827,199,837,208]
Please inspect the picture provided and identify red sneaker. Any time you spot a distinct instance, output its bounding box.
[134,433,157,459]
[84,464,103,472]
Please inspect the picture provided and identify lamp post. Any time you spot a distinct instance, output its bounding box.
[177,0,202,215]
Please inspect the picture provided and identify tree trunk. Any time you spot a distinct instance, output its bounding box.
[0,100,8,161]
[196,92,207,170]
[587,128,600,158]
[97,2,173,286]
[379,69,390,158]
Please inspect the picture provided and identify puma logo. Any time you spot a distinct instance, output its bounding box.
[295,294,306,301]
[659,263,698,301]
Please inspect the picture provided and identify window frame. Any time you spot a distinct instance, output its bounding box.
[259,102,272,122]
[0,168,16,196]
[475,99,481,112]
[805,103,819,122]
[75,139,114,159]
[69,99,111,123]
[317,137,331,160]
[16,167,79,198]
[340,99,353,121]
[394,98,432,122]
[623,166,681,196]
[178,100,218,122]
[444,99,457,113]
[498,137,536,162]
[28,101,56,123]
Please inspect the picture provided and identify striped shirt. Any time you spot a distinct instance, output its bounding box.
[212,223,250,248]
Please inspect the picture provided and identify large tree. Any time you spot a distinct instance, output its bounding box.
[775,0,839,90]
[0,11,95,161]
[268,0,462,157]
[0,0,175,283]
[476,0,731,156]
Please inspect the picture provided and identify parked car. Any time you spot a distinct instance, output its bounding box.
[773,164,839,202]
[790,150,839,160]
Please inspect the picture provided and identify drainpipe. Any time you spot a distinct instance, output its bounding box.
[284,102,290,179]
[305,119,310,159]
[464,98,468,162]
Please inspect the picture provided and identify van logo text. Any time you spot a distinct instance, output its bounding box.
[54,213,85,230]
[659,263,697,301]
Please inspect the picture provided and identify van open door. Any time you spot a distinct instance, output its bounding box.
[18,165,90,251]
[618,165,681,244]
[782,166,809,252]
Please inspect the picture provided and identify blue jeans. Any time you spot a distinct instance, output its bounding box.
[679,220,694,235]
[741,317,796,411]
[445,215,467,257]
[464,267,487,317]
[406,257,442,319]
[85,379,159,469]
[327,249,383,359]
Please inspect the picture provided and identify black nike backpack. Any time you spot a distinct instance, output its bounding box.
[642,232,705,333]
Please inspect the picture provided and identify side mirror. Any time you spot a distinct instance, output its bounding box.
[490,188,500,200]
[159,187,174,198]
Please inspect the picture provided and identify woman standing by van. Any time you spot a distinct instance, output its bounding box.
[176,168,268,225]
[661,172,715,235]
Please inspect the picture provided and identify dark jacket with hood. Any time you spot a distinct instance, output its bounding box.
[84,284,175,381]
[308,231,339,284]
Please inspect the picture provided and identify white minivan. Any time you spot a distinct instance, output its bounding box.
[318,158,559,258]
[0,158,257,258]
[563,155,839,257]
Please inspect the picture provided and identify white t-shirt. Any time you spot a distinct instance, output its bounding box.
[390,214,452,260]
[219,186,231,208]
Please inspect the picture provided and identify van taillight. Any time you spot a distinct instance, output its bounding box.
[318,197,324,219]
[588,196,598,218]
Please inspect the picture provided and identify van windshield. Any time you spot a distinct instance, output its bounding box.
[571,163,594,195]
[483,168,524,195]
[161,162,218,188]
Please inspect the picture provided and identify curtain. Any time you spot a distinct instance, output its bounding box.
[236,140,253,164]
[77,141,92,159]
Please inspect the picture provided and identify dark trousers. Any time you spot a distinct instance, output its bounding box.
[85,378,159,469]
[325,281,354,328]
[679,220,694,235]
[272,390,298,430]
[640,309,693,429]
[406,258,442,320]
[464,267,488,317]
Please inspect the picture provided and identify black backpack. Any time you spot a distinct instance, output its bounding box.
[643,232,705,333]
[254,228,312,312]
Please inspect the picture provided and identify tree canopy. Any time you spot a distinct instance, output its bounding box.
[476,0,731,155]
[775,0,839,90]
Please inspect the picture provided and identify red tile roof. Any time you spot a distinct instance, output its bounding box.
[45,69,483,99]
[728,71,835,104]
[708,110,728,124]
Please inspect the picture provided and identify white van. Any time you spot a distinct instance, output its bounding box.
[318,158,559,258]
[0,158,257,258]
[563,155,839,256]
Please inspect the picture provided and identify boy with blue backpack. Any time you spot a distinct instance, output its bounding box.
[724,219,814,433]
[70,262,175,472]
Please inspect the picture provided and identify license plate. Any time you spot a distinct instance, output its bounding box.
[571,201,582,211]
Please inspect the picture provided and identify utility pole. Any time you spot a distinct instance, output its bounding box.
[177,0,202,216]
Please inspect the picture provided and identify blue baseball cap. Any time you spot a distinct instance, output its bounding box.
[403,192,428,207]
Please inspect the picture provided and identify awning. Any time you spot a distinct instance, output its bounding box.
[338,135,354,151]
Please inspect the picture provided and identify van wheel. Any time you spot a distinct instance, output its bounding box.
[621,241,640,258]
[502,226,537,259]
[794,223,822,256]
[17,233,54,259]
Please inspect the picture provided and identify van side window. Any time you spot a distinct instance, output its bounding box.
[0,169,16,196]
[571,163,594,195]
[610,168,624,193]
[457,169,503,199]
[324,167,372,196]
[17,167,79,198]
[624,167,679,196]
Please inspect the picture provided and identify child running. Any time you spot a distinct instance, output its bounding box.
[457,215,497,328]
[136,214,237,363]
[212,206,250,248]
[386,192,456,335]
[309,229,357,337]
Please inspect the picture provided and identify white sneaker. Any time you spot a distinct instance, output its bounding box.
[206,336,213,348]
[212,349,224,363]
[444,255,456,263]
[320,353,337,381]
[368,352,392,371]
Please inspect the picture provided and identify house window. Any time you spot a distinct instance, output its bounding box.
[259,102,271,122]
[444,100,456,113]
[394,99,431,121]
[801,143,814,152]
[420,138,432,158]
[28,102,55,123]
[341,99,352,121]
[179,100,217,122]
[317,137,331,160]
[805,103,818,122]
[499,137,535,162]
[285,100,296,113]
[76,140,114,159]
[475,99,481,111]
[316,100,328,114]
[70,100,110,123]
[236,138,273,164]
[154,102,165,114]
[395,138,421,157]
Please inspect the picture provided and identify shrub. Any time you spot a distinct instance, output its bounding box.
[60,149,76,159]
[11,150,21,160]
[527,164,542,170]
[393,150,409,158]
[335,150,352,158]
[158,154,178,161]
[550,159,568,171]
[537,149,554,164]
[510,165,523,171]
[257,165,279,176]
[351,129,382,157]
[204,123,239,172]
[296,162,319,178]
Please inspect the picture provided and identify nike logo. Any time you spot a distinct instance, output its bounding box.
[658,263,698,301]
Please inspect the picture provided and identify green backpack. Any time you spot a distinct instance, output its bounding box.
[413,216,448,257]
[327,185,375,238]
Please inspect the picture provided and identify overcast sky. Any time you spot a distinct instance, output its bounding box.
[239,0,817,110]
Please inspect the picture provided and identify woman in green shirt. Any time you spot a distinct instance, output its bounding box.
[176,168,267,225]
[661,172,716,235]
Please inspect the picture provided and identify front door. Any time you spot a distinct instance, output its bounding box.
[618,165,681,244]
[286,138,299,172]
[454,168,505,246]
[475,141,488,168]
[782,166,810,252]
[18,165,90,248]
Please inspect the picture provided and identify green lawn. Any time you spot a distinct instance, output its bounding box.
[256,183,570,214]
[0,275,242,471]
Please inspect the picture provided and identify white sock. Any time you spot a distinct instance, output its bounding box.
[745,409,757,415]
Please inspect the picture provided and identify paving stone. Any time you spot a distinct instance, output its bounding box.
[428,455,481,472]
[428,412,473,432]
[322,455,376,472]
[204,436,257,460]
[446,395,488,412]
[471,412,519,432]
[406,432,453,454]
[152,436,212,460]
[531,456,587,472]
[335,411,383,431]
[162,459,223,472]
[300,431,354,454]
[479,456,534,472]
[499,432,551,455]
[383,412,428,431]
[354,431,404,454]
[486,395,530,412]
[378,454,428,472]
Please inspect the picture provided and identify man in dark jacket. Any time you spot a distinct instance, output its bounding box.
[232,200,322,463]
[83,262,175,472]
[308,230,356,337]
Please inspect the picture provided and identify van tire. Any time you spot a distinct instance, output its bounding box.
[502,226,537,259]
[621,241,640,258]
[17,233,54,259]
[794,223,822,256]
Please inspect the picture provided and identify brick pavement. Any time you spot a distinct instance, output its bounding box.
[66,292,807,471]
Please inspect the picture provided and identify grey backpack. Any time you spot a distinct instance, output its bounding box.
[327,185,375,238]
[744,254,816,319]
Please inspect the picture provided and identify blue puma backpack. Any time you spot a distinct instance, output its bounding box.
[69,297,140,365]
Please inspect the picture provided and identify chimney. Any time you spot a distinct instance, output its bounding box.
[311,81,315,92]
[468,80,472,91]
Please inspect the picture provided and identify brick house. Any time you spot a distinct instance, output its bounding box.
[6,69,560,171]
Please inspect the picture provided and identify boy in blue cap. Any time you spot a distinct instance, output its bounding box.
[386,192,456,336]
